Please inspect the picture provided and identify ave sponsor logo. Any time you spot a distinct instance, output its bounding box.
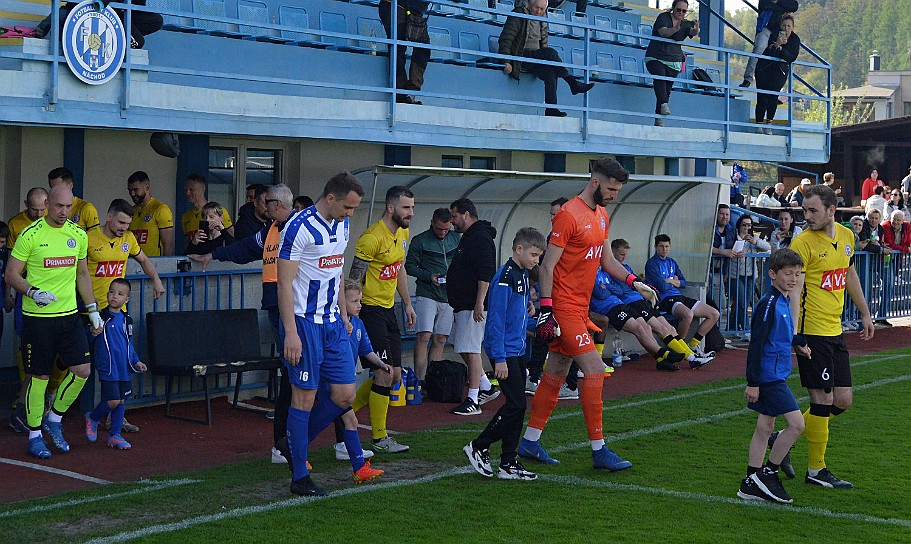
[820,268,847,291]
[94,261,126,277]
[44,256,76,268]
[133,229,149,244]
[379,261,402,280]
[584,245,603,261]
[318,254,344,269]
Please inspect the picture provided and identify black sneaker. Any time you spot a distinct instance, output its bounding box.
[767,431,795,479]
[750,467,793,504]
[498,460,538,480]
[656,360,679,372]
[451,398,482,416]
[805,468,853,489]
[478,387,500,405]
[290,475,328,497]
[545,108,567,117]
[737,475,771,501]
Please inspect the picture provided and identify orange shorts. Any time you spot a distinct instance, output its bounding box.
[549,307,598,357]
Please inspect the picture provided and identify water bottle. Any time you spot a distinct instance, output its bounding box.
[611,336,623,368]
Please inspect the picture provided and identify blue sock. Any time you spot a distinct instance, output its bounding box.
[89,402,114,423]
[109,403,125,436]
[344,429,366,472]
[287,407,311,481]
[307,396,347,443]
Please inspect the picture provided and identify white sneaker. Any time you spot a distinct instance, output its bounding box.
[271,447,287,464]
[334,441,374,461]
[525,378,538,395]
[558,384,579,400]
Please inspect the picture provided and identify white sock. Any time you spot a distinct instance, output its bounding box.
[687,354,695,362]
[467,388,479,403]
[524,427,542,441]
[47,412,62,423]
[479,374,492,391]
[29,430,41,439]
[591,439,605,451]
[807,467,821,477]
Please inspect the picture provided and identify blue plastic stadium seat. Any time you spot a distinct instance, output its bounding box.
[638,23,651,48]
[547,9,571,37]
[475,35,505,69]
[616,19,636,46]
[570,12,588,38]
[147,0,202,32]
[193,0,246,37]
[430,27,466,64]
[619,54,641,85]
[278,6,330,48]
[458,31,482,64]
[593,51,615,82]
[593,15,615,44]
[320,11,361,52]
[494,1,513,24]
[238,0,290,43]
[570,48,585,78]
[357,17,388,56]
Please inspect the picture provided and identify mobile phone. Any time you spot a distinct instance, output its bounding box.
[198,220,209,234]
[681,19,694,30]
[778,30,787,41]
[437,276,447,284]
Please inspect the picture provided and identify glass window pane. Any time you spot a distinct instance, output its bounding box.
[247,149,280,186]
[442,155,463,169]
[469,156,495,170]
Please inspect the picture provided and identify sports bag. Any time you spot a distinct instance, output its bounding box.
[425,360,467,403]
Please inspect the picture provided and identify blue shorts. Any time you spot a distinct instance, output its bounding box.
[748,380,799,417]
[100,380,133,402]
[279,316,354,390]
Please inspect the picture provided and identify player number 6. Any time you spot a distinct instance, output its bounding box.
[820,367,829,381]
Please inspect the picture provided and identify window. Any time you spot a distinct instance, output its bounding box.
[208,146,283,217]
[246,148,281,186]
[469,156,496,170]
[442,155,463,169]
[208,147,237,213]
[903,102,911,116]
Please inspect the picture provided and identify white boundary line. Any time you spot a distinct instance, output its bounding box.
[550,373,911,454]
[0,457,111,485]
[85,468,471,544]
[538,475,911,528]
[0,479,199,519]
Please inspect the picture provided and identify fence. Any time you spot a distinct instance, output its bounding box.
[705,250,911,336]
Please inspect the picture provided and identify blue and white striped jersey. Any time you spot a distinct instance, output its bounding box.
[278,206,349,323]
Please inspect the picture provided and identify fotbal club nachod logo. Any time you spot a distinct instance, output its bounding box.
[62,0,126,85]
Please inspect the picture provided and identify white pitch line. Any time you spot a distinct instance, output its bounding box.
[85,467,471,544]
[0,457,111,485]
[538,474,911,528]
[0,479,199,519]
[549,373,911,454]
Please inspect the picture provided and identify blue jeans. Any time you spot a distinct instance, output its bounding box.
[727,275,753,332]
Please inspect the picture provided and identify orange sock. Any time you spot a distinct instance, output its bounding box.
[580,375,604,441]
[527,372,563,431]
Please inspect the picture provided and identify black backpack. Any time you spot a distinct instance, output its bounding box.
[703,297,726,352]
[692,67,719,92]
[425,360,467,403]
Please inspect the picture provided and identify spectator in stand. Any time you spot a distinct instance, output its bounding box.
[185,202,237,254]
[772,183,789,207]
[710,204,740,301]
[856,207,885,316]
[293,195,314,212]
[865,186,888,219]
[884,188,908,220]
[731,163,748,207]
[739,0,798,89]
[234,185,270,241]
[787,178,811,207]
[499,0,595,117]
[404,207,460,384]
[755,183,787,208]
[35,0,162,49]
[770,208,802,251]
[901,166,911,201]
[822,172,844,206]
[379,0,430,105]
[728,215,771,335]
[849,215,865,249]
[181,174,234,252]
[753,15,800,134]
[879,210,911,326]
[861,169,883,206]
[447,198,499,416]
[127,171,174,256]
[644,0,699,127]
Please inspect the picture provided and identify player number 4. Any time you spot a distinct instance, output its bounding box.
[576,333,592,347]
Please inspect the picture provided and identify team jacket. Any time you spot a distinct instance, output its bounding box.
[483,258,529,363]
[212,220,285,310]
[91,309,141,381]
[645,254,687,301]
[745,290,794,387]
[590,269,623,314]
[606,263,645,305]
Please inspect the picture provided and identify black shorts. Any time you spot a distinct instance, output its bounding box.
[657,295,699,315]
[100,380,133,402]
[606,305,636,332]
[796,334,851,390]
[359,304,402,368]
[21,313,91,376]
[628,299,657,320]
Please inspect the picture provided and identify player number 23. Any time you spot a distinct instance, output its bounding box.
[576,333,592,347]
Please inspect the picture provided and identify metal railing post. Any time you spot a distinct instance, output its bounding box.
[786,69,793,155]
[388,0,399,127]
[723,50,729,152]
[122,0,133,116]
[47,1,61,107]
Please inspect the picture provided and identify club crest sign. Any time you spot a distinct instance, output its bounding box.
[62,1,126,85]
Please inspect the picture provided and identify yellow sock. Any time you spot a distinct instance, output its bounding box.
[25,377,48,428]
[595,343,604,357]
[670,338,695,357]
[687,337,700,349]
[353,377,373,412]
[802,410,830,470]
[368,390,390,440]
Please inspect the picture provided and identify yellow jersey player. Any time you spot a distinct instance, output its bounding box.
[7,188,48,250]
[127,171,175,256]
[47,167,100,232]
[788,184,873,490]
[181,173,233,250]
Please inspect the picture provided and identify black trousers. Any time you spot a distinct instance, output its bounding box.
[524,47,571,105]
[472,356,527,464]
[645,59,679,114]
[379,2,430,91]
[755,71,787,123]
[526,335,579,389]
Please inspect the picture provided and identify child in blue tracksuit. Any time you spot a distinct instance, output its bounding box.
[464,227,545,480]
[84,278,146,450]
[737,248,807,504]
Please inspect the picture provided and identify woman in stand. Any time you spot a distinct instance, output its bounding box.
[727,215,770,336]
[754,14,799,134]
[769,208,802,251]
[644,0,699,127]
